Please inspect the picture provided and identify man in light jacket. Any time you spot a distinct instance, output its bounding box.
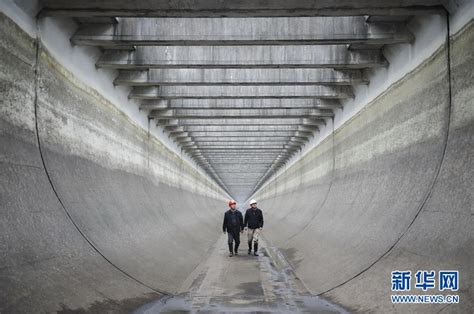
[244,199,264,256]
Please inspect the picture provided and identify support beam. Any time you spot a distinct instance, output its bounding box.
[115,69,368,86]
[40,1,446,18]
[139,99,168,110]
[205,160,286,164]
[167,125,317,132]
[182,141,306,148]
[151,108,334,119]
[207,163,281,166]
[131,86,352,100]
[199,157,283,161]
[214,163,283,167]
[183,131,312,138]
[195,151,285,155]
[208,161,277,164]
[186,144,300,153]
[192,136,307,142]
[72,17,413,47]
[186,147,298,152]
[366,15,412,23]
[186,144,301,149]
[212,164,274,168]
[213,170,281,174]
[75,17,119,24]
[142,99,342,110]
[181,138,307,143]
[173,132,189,138]
[157,118,326,126]
[214,165,273,169]
[215,173,271,176]
[196,153,285,157]
[218,174,271,178]
[198,150,284,155]
[97,46,388,69]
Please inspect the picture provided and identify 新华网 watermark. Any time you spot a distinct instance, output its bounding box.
[391,270,459,304]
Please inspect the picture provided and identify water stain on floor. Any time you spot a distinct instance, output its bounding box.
[134,236,349,313]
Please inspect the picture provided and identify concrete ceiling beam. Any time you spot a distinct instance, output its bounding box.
[40,1,446,18]
[173,132,189,138]
[130,86,353,100]
[183,143,301,149]
[171,125,317,132]
[114,69,368,86]
[150,108,334,119]
[185,147,298,152]
[196,155,284,159]
[97,45,388,69]
[185,144,301,150]
[72,17,413,47]
[199,159,281,163]
[192,137,308,143]
[195,152,284,156]
[142,98,343,109]
[157,118,326,126]
[139,99,168,110]
[208,161,277,164]
[184,131,312,138]
[181,137,304,143]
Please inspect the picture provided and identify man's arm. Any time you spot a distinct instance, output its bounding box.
[239,212,244,231]
[260,210,264,228]
[243,210,248,228]
[222,213,227,232]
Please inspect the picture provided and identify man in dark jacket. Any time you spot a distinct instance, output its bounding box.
[244,199,264,256]
[222,199,244,257]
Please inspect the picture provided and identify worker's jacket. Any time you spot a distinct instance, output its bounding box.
[244,208,264,229]
[223,209,244,232]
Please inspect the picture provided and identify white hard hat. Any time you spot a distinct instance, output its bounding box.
[249,199,257,205]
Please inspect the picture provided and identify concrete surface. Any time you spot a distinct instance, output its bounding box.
[1,2,473,314]
[114,69,368,86]
[96,46,387,69]
[71,17,413,47]
[253,20,473,313]
[39,0,446,17]
[130,86,353,100]
[0,13,227,312]
[134,235,348,313]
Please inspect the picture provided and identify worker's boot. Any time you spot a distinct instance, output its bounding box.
[248,241,252,255]
[228,243,233,257]
[253,242,258,256]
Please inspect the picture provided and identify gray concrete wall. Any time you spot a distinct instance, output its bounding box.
[254,21,473,313]
[0,13,227,312]
[1,4,473,314]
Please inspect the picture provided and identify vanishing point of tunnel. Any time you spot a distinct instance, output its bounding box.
[0,0,473,313]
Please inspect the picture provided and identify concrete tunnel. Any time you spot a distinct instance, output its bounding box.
[1,0,473,313]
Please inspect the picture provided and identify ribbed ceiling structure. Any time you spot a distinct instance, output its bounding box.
[41,0,446,200]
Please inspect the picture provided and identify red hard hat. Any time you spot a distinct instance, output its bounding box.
[228,199,237,207]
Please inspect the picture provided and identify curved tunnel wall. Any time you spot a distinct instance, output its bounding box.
[0,13,227,312]
[1,8,473,314]
[255,20,473,312]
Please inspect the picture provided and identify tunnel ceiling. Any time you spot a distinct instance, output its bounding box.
[40,0,446,200]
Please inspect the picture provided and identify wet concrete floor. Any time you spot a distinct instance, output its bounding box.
[134,235,348,313]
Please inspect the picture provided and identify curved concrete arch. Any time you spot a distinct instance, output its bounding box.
[0,13,227,312]
[1,6,472,313]
[255,21,473,311]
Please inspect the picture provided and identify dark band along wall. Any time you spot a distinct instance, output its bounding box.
[1,6,473,314]
[255,21,473,312]
[0,13,227,312]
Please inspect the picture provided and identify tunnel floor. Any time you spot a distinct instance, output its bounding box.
[134,236,348,313]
